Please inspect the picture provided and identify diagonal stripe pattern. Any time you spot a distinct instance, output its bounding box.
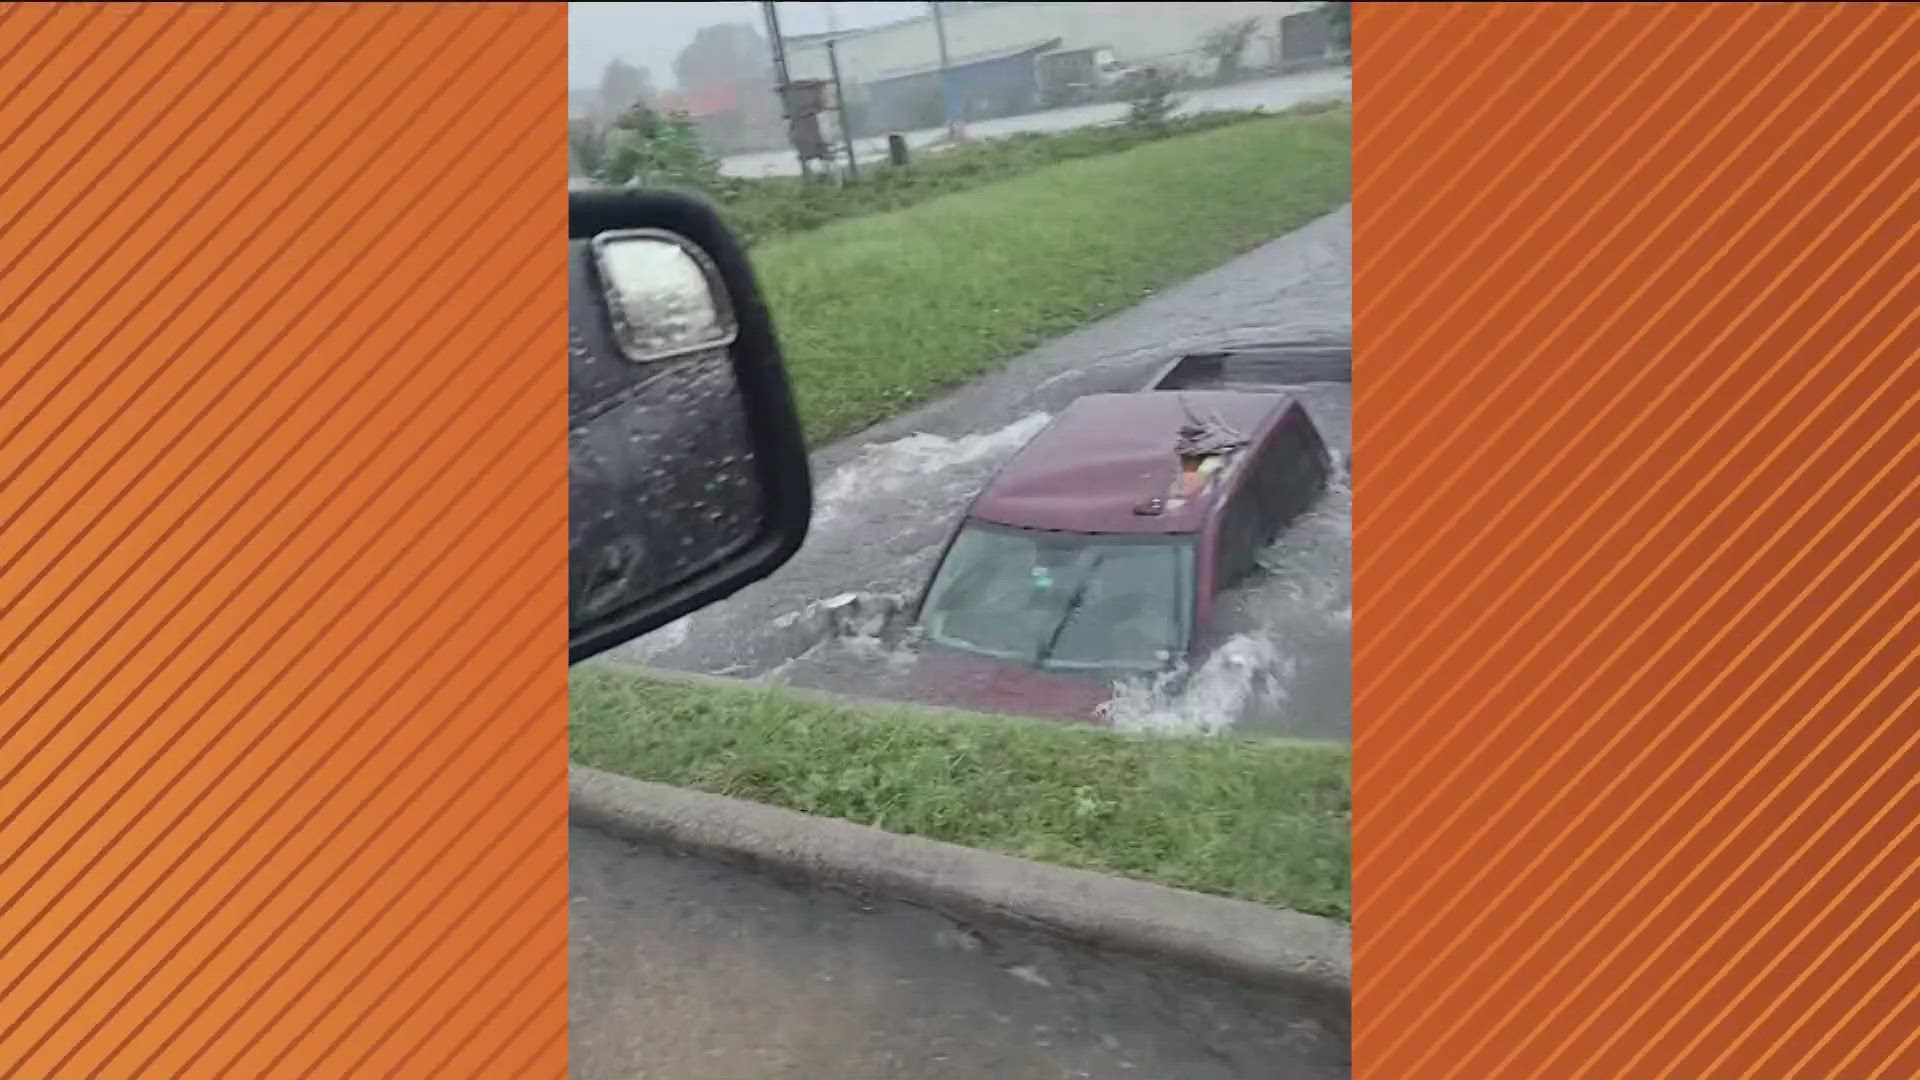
[1354,3,1920,1075]
[0,4,567,1076]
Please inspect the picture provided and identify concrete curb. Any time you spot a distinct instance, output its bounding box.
[570,764,1352,1005]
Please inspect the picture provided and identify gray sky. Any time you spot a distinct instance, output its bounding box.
[569,2,932,89]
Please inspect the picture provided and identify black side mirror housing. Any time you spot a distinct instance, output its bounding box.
[568,188,811,664]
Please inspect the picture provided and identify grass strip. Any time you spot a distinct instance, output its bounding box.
[571,665,1352,920]
[719,105,1341,245]
[747,106,1352,443]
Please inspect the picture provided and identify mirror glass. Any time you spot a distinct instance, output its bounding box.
[590,229,739,364]
[569,229,763,637]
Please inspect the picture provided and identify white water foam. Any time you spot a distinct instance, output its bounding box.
[813,412,1053,525]
[765,589,915,659]
[759,590,922,686]
[1101,460,1353,737]
[1103,634,1293,737]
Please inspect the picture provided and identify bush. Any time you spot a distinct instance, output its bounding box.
[569,122,611,178]
[592,102,722,190]
[1200,17,1262,84]
[1123,67,1182,129]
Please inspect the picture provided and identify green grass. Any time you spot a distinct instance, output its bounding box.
[570,665,1353,920]
[748,106,1352,444]
[716,107,1331,246]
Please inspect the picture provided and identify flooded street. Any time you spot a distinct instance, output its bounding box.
[618,205,1351,740]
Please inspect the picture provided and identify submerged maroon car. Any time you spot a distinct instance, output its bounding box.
[907,349,1337,722]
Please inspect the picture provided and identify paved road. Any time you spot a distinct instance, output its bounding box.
[719,68,1353,178]
[570,826,1350,1080]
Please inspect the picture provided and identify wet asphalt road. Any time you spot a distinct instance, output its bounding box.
[619,205,1352,739]
[570,826,1351,1080]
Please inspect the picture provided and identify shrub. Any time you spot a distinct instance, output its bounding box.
[1200,17,1263,84]
[593,102,723,190]
[1123,67,1182,129]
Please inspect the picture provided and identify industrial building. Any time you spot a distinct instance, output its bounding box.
[783,2,1339,136]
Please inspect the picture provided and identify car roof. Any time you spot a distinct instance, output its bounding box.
[968,391,1292,536]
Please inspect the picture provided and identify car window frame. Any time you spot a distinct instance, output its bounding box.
[916,518,1201,673]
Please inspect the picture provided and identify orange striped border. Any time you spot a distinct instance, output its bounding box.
[1355,2,1920,1076]
[0,3,566,1076]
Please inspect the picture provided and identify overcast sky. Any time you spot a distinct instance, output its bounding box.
[569,2,932,89]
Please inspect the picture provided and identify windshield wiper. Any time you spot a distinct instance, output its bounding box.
[1036,554,1103,666]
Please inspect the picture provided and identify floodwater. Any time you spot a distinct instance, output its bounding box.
[720,68,1353,178]
[1106,391,1351,739]
[617,205,1352,740]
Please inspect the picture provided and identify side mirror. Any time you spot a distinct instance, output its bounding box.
[569,189,811,664]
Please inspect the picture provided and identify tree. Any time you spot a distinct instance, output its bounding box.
[1123,67,1181,129]
[1326,2,1352,55]
[1199,16,1261,84]
[569,121,610,178]
[594,58,655,126]
[592,102,722,190]
[672,23,770,91]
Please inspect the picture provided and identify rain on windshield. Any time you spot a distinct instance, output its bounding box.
[919,523,1194,672]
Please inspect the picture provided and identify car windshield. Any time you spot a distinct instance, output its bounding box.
[919,523,1194,672]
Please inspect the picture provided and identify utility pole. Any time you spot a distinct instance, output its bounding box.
[928,1,963,141]
[825,37,858,180]
[760,0,808,176]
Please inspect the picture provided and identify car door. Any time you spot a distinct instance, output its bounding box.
[1214,405,1330,590]
[1211,465,1266,594]
[1250,405,1330,541]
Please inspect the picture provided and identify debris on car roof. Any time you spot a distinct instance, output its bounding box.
[970,391,1298,535]
[1173,396,1251,459]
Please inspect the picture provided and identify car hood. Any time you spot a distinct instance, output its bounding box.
[908,649,1121,723]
